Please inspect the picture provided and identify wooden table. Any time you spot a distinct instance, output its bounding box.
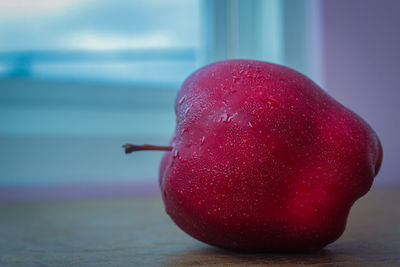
[1,185,399,266]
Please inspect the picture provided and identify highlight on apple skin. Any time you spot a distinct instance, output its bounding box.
[125,59,383,252]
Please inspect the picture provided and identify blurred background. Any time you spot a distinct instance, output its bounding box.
[0,0,399,200]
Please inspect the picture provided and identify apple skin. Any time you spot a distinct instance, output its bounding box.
[159,59,382,252]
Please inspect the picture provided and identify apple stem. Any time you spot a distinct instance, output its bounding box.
[123,144,173,154]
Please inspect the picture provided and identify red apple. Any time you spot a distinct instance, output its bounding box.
[125,59,382,252]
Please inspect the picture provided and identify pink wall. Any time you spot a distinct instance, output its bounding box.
[322,0,400,184]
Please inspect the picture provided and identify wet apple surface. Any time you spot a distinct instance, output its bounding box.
[125,60,383,252]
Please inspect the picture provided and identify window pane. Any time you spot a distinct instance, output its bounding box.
[0,0,200,85]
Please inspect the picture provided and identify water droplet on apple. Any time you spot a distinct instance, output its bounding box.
[219,113,228,122]
[181,128,188,135]
[179,95,186,105]
[173,150,185,162]
[219,112,238,123]
[266,97,279,107]
[200,136,205,145]
[248,121,256,130]
[226,113,237,123]
[184,103,193,117]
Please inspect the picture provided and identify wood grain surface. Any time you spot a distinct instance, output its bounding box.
[1,185,399,266]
